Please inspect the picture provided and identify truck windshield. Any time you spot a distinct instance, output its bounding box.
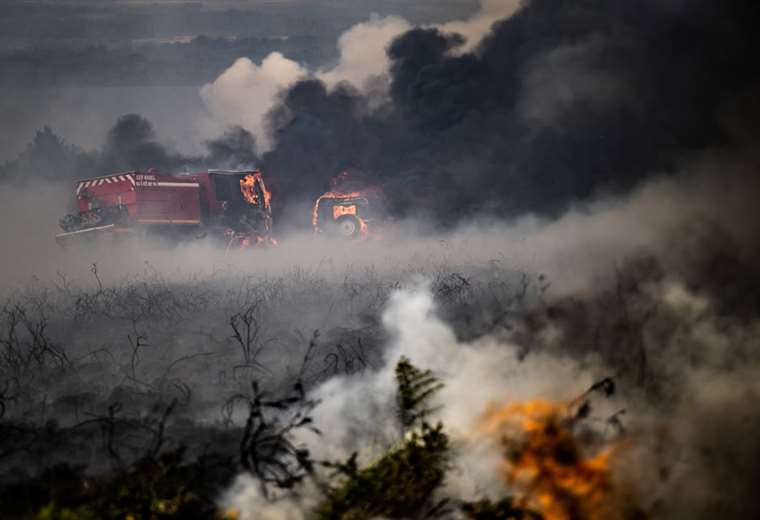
[213,175,245,209]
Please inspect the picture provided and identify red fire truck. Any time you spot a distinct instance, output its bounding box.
[56,169,273,248]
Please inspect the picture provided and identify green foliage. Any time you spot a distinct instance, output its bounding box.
[395,356,444,431]
[314,423,450,520]
[9,449,236,520]
[1,354,544,520]
[313,357,449,520]
[312,357,544,520]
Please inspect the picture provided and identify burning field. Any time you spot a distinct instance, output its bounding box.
[2,0,760,518]
[2,159,760,519]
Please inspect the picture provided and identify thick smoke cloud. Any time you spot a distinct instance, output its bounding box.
[198,15,413,153]
[254,0,760,221]
[3,1,760,518]
[23,0,759,225]
[200,53,308,152]
[98,114,260,173]
[199,0,513,159]
[316,15,413,91]
[0,1,479,160]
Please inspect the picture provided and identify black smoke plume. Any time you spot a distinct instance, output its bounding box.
[261,0,760,220]
[5,1,759,225]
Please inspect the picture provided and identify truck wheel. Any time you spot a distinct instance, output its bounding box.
[334,215,361,238]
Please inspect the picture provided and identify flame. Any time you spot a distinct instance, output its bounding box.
[230,172,275,249]
[240,172,271,210]
[480,400,616,520]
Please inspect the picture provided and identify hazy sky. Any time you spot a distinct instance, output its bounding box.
[0,0,478,47]
[0,0,479,159]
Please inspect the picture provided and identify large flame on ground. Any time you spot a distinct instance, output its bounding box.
[480,400,616,520]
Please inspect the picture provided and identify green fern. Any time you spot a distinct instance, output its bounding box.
[395,356,444,430]
[313,357,449,520]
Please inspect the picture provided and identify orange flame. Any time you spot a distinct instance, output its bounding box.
[230,172,274,249]
[480,400,615,520]
[240,172,271,210]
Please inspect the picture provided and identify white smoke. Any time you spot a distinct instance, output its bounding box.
[316,15,412,91]
[199,53,307,151]
[198,16,408,152]
[221,281,601,518]
[221,475,317,520]
[214,144,760,517]
[438,0,523,52]
[221,259,760,518]
[199,0,523,149]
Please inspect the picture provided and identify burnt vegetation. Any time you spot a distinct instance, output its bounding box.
[0,237,756,518]
[0,261,542,518]
[2,0,760,517]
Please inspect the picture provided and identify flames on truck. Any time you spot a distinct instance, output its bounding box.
[57,169,273,249]
[312,171,386,239]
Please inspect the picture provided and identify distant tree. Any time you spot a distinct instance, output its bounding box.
[98,114,177,173]
[7,126,94,181]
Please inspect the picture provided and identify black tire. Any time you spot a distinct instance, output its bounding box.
[333,214,362,238]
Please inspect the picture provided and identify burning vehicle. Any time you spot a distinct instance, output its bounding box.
[312,172,386,239]
[56,169,273,249]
